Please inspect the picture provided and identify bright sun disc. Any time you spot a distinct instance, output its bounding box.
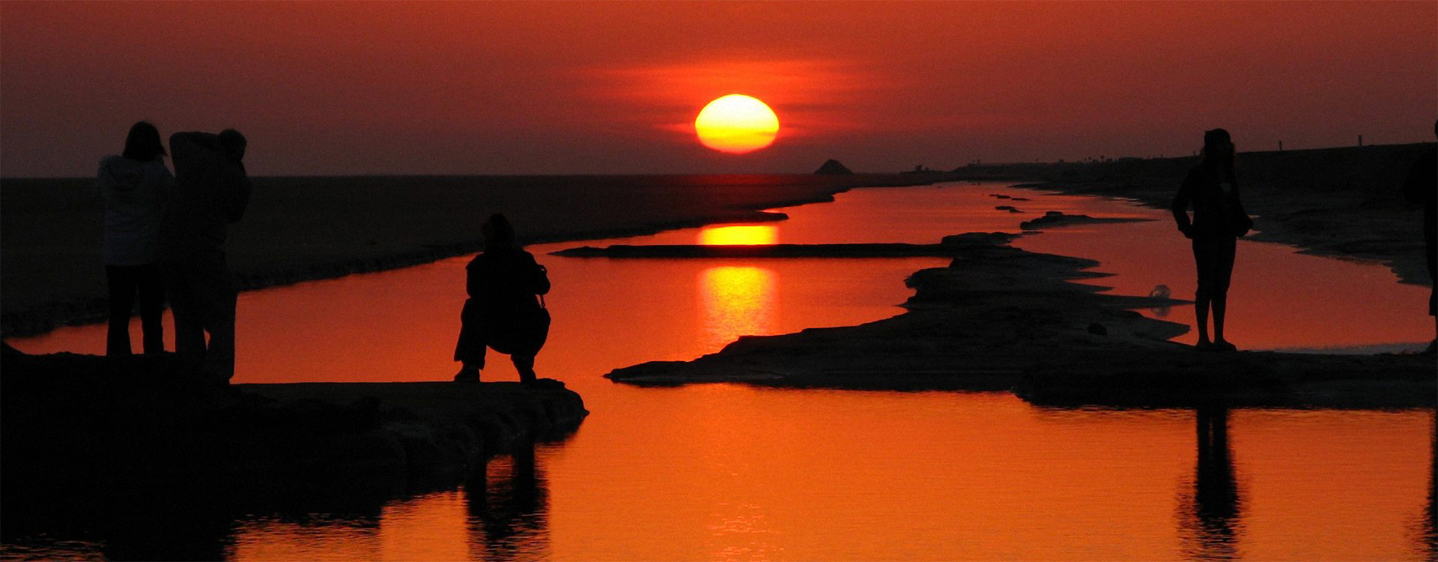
[694,94,780,154]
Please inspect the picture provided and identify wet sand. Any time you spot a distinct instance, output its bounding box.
[974,143,1436,286]
[1,173,937,336]
[605,232,1434,407]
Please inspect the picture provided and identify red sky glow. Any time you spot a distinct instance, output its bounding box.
[2,1,1434,176]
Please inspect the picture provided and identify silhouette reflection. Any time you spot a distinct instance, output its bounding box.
[1426,410,1437,557]
[1178,406,1243,561]
[466,443,550,561]
[699,266,777,349]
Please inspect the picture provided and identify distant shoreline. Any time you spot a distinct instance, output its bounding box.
[949,142,1435,288]
[5,142,1430,338]
[1,173,943,337]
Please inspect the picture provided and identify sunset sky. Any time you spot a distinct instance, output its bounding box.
[2,1,1434,177]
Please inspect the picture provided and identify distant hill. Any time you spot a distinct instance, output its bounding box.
[814,159,854,175]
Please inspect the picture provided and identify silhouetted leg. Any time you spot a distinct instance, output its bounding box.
[193,251,237,382]
[512,355,537,384]
[454,301,487,382]
[1194,292,1211,344]
[1211,296,1227,342]
[136,263,165,355]
[1211,238,1237,347]
[105,265,137,357]
[164,260,207,372]
[1192,239,1213,345]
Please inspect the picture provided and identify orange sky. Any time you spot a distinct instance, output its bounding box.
[2,1,1434,176]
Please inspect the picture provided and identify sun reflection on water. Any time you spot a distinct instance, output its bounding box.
[698,225,778,246]
[699,266,777,350]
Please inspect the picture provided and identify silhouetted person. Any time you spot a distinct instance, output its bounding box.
[1179,406,1242,560]
[466,443,549,559]
[1173,128,1252,352]
[454,214,551,384]
[1403,120,1437,354]
[159,129,251,384]
[98,121,173,357]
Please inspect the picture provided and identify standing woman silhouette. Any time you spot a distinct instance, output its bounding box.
[1172,129,1252,352]
[97,121,174,356]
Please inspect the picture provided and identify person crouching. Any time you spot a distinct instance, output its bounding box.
[453,214,551,384]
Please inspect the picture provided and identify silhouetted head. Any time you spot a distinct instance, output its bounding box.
[218,129,247,161]
[482,214,517,251]
[121,121,167,162]
[1202,128,1234,167]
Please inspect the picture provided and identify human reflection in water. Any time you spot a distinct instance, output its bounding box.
[1425,410,1437,557]
[1178,406,1243,561]
[465,443,549,561]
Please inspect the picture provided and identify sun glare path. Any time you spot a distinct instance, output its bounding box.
[699,266,778,350]
[694,94,780,154]
[698,225,778,246]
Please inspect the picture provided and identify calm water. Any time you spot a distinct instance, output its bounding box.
[5,183,1435,561]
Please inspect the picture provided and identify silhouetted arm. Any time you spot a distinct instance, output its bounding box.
[1229,177,1253,237]
[526,254,551,295]
[465,258,485,298]
[1172,172,1195,238]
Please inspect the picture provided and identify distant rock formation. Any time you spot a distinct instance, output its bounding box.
[1020,210,1151,230]
[814,159,854,175]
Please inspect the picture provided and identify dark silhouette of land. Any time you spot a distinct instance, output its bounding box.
[1,409,556,561]
[814,159,854,175]
[1018,210,1149,230]
[965,142,1435,290]
[604,232,1434,408]
[556,240,1010,258]
[1,173,941,337]
[0,344,587,485]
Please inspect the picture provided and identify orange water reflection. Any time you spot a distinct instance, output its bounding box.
[698,224,778,246]
[699,266,777,350]
[4,184,1434,560]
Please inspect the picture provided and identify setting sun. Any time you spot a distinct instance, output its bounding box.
[694,94,780,154]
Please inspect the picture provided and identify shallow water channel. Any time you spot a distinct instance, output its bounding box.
[6,183,1436,561]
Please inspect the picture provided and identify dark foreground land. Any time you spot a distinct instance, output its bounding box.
[0,344,587,485]
[1,173,936,337]
[1,344,584,559]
